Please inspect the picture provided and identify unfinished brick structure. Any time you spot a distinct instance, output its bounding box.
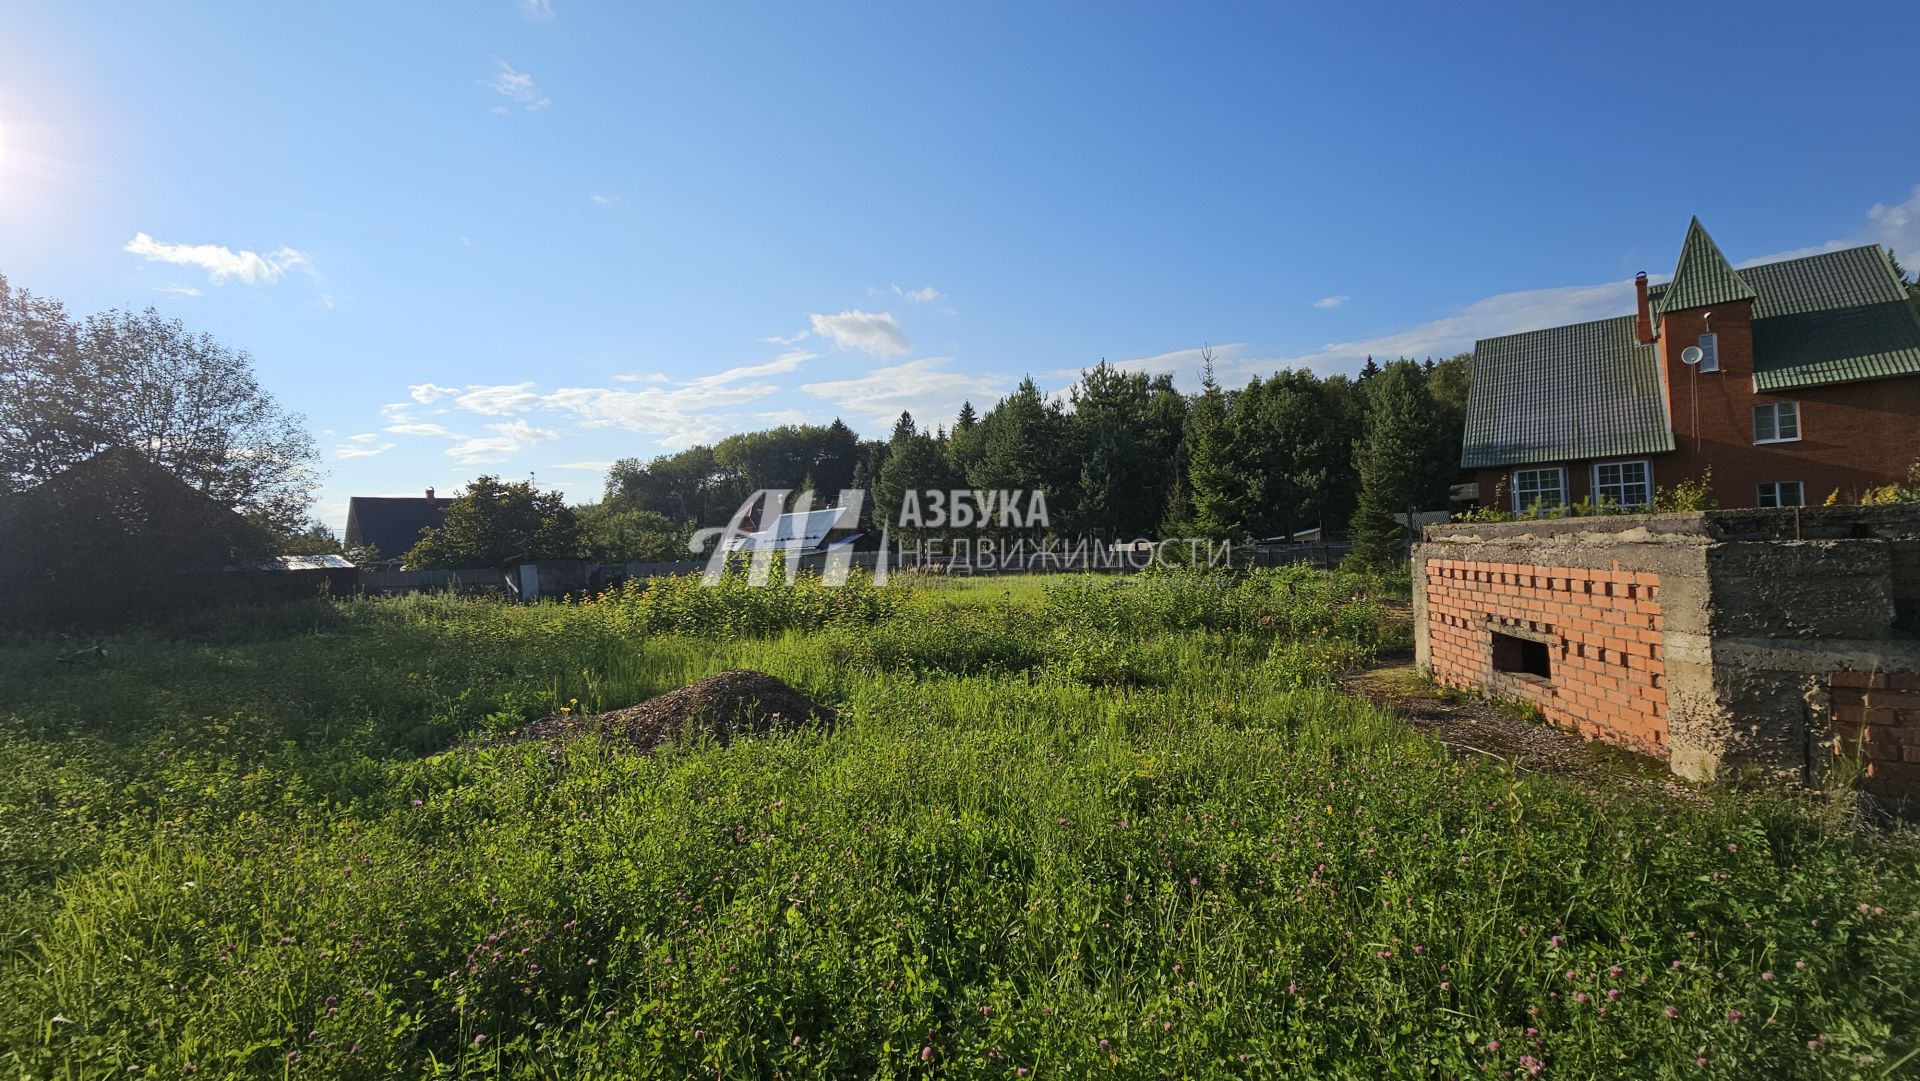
[1413,507,1920,796]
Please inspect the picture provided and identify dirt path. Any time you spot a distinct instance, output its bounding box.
[1342,654,1700,803]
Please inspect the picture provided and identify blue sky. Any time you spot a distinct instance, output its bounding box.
[2,1,1917,530]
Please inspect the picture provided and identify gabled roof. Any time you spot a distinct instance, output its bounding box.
[1654,217,1756,315]
[344,496,451,559]
[1461,315,1674,469]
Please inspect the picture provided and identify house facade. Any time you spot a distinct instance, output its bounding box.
[1462,219,1920,512]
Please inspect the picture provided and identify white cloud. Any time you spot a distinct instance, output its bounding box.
[518,0,554,19]
[590,193,617,206]
[800,357,1007,430]
[756,409,813,426]
[123,233,312,285]
[346,433,381,444]
[1866,185,1920,257]
[334,437,393,458]
[454,382,543,415]
[154,283,201,298]
[892,284,943,303]
[482,59,550,111]
[448,420,560,465]
[1312,294,1351,309]
[1268,280,1639,375]
[759,331,810,347]
[408,383,461,405]
[809,310,911,357]
[689,350,816,387]
[384,420,467,439]
[1738,184,1920,269]
[549,461,614,471]
[612,372,673,384]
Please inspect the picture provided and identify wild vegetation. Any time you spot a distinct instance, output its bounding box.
[2,568,1916,1078]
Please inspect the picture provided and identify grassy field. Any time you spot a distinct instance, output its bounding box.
[1,568,1916,1079]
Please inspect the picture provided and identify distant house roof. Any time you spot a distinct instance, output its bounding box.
[723,507,858,553]
[242,553,356,572]
[1464,221,1920,468]
[344,496,452,559]
[1462,315,1675,469]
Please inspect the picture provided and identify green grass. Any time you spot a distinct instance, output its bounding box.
[0,567,1916,1078]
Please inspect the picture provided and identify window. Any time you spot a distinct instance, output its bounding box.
[1757,481,1804,508]
[1512,467,1566,514]
[1696,332,1719,373]
[1591,460,1653,509]
[1753,401,1801,444]
[1492,631,1552,681]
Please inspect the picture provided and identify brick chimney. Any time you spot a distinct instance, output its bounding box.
[1633,272,1655,344]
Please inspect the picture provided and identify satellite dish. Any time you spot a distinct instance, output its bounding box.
[1681,346,1704,367]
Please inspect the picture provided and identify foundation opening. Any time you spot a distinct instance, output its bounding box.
[1492,631,1552,681]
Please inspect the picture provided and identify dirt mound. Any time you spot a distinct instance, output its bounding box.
[519,670,834,751]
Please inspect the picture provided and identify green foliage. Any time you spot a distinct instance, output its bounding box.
[1350,362,1450,567]
[1860,460,1920,506]
[404,475,583,569]
[0,271,319,531]
[1654,467,1718,512]
[873,412,959,538]
[1,573,1917,1077]
[577,504,688,563]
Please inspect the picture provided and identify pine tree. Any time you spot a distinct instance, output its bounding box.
[1347,361,1447,568]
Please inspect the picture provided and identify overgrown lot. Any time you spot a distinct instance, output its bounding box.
[1,568,1915,1078]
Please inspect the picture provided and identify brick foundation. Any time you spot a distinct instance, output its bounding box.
[1413,507,1920,791]
[1831,671,1920,797]
[1425,559,1669,756]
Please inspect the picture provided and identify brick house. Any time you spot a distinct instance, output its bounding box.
[1462,219,1920,512]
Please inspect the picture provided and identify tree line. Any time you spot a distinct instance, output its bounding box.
[582,351,1471,568]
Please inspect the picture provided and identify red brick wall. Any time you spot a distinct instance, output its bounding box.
[1424,558,1669,757]
[1831,671,1920,798]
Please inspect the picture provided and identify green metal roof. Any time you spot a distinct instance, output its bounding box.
[1461,315,1675,469]
[1465,226,1920,468]
[1743,245,1920,390]
[1653,217,1756,315]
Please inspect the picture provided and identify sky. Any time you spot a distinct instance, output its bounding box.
[2,1,1918,531]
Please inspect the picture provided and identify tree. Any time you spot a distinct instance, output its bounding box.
[1184,363,1255,539]
[404,476,582,569]
[577,505,687,562]
[873,412,958,537]
[1069,362,1182,537]
[0,275,319,532]
[1348,361,1449,567]
[968,377,1074,535]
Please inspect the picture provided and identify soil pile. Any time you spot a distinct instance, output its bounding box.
[519,669,834,751]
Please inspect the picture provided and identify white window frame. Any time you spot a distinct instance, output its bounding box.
[1753,401,1801,444]
[1590,459,1653,509]
[1757,481,1804,508]
[1512,467,1567,514]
